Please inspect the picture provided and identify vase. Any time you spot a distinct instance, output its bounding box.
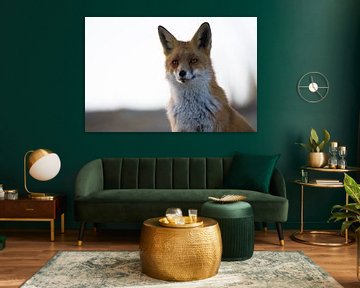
[308,152,328,168]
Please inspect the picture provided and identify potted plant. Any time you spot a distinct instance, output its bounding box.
[296,128,330,167]
[329,173,360,279]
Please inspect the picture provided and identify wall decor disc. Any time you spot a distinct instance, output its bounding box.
[297,72,329,103]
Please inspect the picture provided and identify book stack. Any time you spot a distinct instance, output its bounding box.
[314,179,341,185]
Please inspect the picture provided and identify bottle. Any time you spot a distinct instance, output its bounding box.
[0,184,5,199]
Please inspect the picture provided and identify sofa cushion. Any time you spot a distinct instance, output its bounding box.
[223,153,280,193]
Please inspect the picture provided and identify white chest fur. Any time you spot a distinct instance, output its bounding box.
[167,78,221,132]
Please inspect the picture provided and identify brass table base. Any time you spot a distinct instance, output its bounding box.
[140,217,222,282]
[291,230,355,247]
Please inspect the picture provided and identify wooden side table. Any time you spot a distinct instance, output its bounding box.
[291,166,359,246]
[0,195,66,241]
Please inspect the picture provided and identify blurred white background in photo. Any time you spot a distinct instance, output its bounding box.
[85,17,257,112]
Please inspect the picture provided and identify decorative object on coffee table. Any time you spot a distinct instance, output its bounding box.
[158,216,203,228]
[139,217,222,281]
[201,200,254,261]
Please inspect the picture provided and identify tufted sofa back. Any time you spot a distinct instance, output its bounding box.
[102,158,233,190]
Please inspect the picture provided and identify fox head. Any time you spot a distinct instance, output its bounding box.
[158,22,213,84]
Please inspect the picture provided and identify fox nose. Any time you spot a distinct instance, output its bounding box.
[179,70,186,77]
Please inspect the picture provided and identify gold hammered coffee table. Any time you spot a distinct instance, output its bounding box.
[139,217,222,281]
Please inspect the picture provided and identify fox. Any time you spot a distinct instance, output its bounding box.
[158,22,254,132]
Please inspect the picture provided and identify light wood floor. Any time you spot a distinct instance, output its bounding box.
[0,228,358,288]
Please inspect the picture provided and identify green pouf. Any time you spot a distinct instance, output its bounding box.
[0,236,6,250]
[201,201,254,261]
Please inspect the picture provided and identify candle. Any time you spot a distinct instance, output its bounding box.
[338,146,346,153]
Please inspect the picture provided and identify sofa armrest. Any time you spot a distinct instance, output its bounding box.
[269,168,287,198]
[75,159,104,199]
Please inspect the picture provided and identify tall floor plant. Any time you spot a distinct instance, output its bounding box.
[329,173,360,280]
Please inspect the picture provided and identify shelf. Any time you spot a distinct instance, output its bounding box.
[294,180,344,188]
[301,166,360,173]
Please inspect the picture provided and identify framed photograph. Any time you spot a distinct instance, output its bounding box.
[85,17,257,132]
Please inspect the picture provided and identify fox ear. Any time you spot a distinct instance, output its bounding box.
[158,26,178,55]
[191,22,212,53]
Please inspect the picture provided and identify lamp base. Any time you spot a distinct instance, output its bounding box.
[28,192,55,200]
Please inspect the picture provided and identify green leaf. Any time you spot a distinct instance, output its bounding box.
[295,142,312,152]
[333,212,356,220]
[323,129,330,144]
[309,137,317,152]
[331,203,360,215]
[310,128,319,144]
[344,173,360,204]
[317,140,325,152]
[341,220,358,234]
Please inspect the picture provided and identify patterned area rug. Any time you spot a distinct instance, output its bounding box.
[21,251,342,288]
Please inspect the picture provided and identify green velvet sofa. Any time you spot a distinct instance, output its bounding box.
[74,157,288,245]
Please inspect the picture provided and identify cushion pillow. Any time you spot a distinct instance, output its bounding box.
[223,153,280,193]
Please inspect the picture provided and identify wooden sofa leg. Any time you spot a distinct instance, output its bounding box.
[77,222,86,246]
[262,222,268,232]
[276,222,285,246]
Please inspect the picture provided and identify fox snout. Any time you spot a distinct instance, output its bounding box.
[176,69,195,83]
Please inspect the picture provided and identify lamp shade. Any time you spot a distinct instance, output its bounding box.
[28,149,61,181]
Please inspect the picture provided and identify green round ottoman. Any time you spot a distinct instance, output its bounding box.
[201,201,254,261]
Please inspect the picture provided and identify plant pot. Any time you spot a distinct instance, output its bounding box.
[307,152,328,168]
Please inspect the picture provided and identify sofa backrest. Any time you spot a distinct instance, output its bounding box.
[102,158,233,189]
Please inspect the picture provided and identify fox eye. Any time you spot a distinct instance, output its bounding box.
[190,58,198,64]
[171,60,179,67]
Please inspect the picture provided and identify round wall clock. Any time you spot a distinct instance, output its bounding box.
[297,72,329,103]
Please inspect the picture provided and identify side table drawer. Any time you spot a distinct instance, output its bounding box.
[1,201,55,218]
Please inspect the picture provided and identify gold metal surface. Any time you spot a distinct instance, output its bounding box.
[280,240,285,246]
[294,179,344,188]
[291,231,355,246]
[301,166,360,173]
[0,218,63,241]
[0,217,64,242]
[307,152,328,168]
[293,169,358,246]
[61,213,65,234]
[140,217,222,281]
[28,193,54,200]
[77,240,83,246]
[24,150,33,194]
[208,194,246,203]
[50,219,55,241]
[24,149,55,199]
[27,149,52,168]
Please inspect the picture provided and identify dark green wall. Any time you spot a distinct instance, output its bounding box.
[1,0,359,230]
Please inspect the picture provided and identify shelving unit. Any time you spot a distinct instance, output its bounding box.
[291,166,359,246]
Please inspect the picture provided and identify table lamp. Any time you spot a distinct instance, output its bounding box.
[24,148,61,199]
